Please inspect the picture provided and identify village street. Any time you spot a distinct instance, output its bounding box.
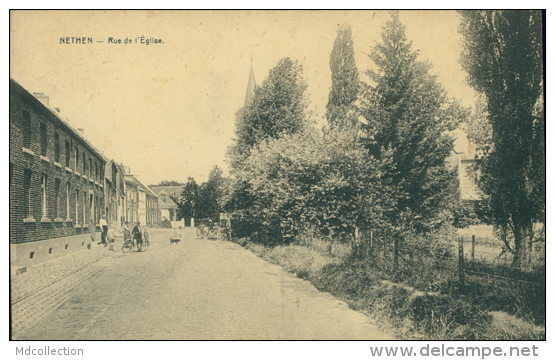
[12,228,392,340]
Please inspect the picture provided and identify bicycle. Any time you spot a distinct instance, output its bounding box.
[206,226,219,240]
[196,224,206,239]
[122,235,148,253]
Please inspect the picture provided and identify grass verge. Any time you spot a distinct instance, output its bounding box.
[232,237,545,340]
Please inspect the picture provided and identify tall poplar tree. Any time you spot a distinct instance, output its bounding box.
[459,10,544,267]
[326,24,360,129]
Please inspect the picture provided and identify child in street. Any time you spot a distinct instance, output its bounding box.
[107,226,116,251]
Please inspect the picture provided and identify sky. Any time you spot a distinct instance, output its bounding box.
[10,10,477,185]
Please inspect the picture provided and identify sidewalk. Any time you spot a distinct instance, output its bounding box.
[10,241,119,339]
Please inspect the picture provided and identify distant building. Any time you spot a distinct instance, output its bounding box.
[244,60,257,106]
[132,177,160,227]
[447,128,484,201]
[124,173,139,225]
[149,186,184,222]
[121,169,161,228]
[10,78,105,266]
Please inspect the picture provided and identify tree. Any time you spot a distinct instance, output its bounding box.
[229,57,310,169]
[196,166,226,222]
[360,11,467,233]
[155,180,184,187]
[178,177,198,225]
[231,128,393,245]
[326,24,360,129]
[465,95,493,153]
[459,10,545,267]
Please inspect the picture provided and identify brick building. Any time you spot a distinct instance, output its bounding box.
[10,78,106,267]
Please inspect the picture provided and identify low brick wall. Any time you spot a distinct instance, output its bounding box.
[10,232,99,268]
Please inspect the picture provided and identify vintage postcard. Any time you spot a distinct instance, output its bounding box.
[9,10,545,351]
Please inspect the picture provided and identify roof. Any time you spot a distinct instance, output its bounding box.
[104,158,114,182]
[10,78,107,163]
[244,62,257,106]
[150,186,184,210]
[150,186,184,197]
[133,178,159,199]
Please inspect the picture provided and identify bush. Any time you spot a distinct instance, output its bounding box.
[160,219,172,228]
[227,128,393,246]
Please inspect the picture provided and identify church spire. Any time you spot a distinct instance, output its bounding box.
[244,58,257,107]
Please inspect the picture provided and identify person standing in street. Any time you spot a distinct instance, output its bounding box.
[100,215,108,247]
[132,221,143,252]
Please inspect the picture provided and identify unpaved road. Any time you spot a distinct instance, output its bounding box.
[17,228,392,340]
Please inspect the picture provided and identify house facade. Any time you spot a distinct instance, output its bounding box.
[103,158,127,231]
[124,174,139,225]
[133,178,161,228]
[447,128,484,201]
[149,186,184,222]
[10,78,106,267]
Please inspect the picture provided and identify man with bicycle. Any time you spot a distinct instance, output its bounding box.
[132,221,143,252]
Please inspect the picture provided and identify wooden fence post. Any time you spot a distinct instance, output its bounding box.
[471,235,475,262]
[394,235,399,272]
[458,237,465,289]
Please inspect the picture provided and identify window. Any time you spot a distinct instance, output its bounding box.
[54,178,60,218]
[75,189,79,223]
[112,163,117,186]
[66,182,71,219]
[83,153,86,175]
[90,194,94,224]
[24,169,32,218]
[54,132,60,162]
[23,110,32,149]
[65,140,70,167]
[41,174,47,218]
[89,158,92,178]
[83,192,87,224]
[75,147,79,171]
[40,123,48,157]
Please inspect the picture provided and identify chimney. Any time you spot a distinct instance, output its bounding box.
[78,128,85,133]
[33,92,49,107]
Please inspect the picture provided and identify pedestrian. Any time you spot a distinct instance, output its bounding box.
[132,221,143,252]
[100,215,108,247]
[107,225,116,251]
[123,221,131,241]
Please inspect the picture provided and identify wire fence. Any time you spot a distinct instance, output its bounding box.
[353,230,545,292]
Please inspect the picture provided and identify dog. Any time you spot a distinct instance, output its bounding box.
[170,237,181,245]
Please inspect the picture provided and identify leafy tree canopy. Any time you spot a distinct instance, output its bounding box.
[229,57,310,170]
[230,128,394,244]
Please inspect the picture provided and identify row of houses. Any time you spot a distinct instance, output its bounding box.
[9,78,161,267]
